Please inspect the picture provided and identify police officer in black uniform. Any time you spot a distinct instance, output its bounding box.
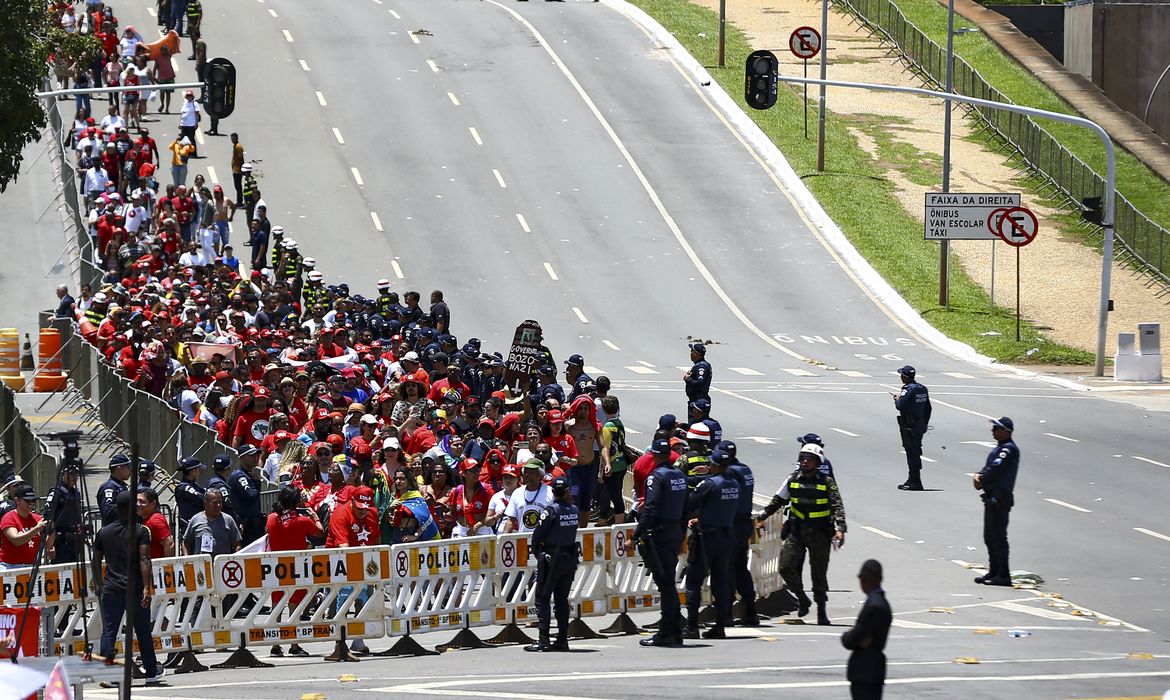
[683,342,712,418]
[525,477,579,653]
[43,463,84,563]
[635,439,688,647]
[973,417,1020,587]
[683,448,739,639]
[229,446,263,544]
[717,441,759,626]
[206,453,236,518]
[893,365,931,491]
[175,457,206,535]
[136,460,158,492]
[564,354,593,402]
[97,453,133,527]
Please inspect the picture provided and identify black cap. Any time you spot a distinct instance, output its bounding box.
[710,448,734,466]
[538,364,556,376]
[991,416,1014,431]
[689,342,706,355]
[238,444,260,458]
[213,453,232,470]
[715,440,737,458]
[138,460,158,475]
[797,432,824,447]
[16,486,37,502]
[551,476,570,496]
[564,354,584,367]
[179,457,204,472]
[658,414,677,430]
[897,365,916,377]
[62,461,81,473]
[648,438,671,455]
[109,453,132,469]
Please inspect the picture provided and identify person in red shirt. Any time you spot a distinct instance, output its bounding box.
[426,365,471,404]
[0,487,52,568]
[137,488,174,559]
[542,410,579,467]
[232,386,275,449]
[448,459,493,537]
[326,486,379,548]
[277,377,307,430]
[266,486,323,657]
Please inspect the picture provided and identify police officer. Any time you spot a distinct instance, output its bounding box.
[137,460,158,492]
[43,463,84,563]
[375,280,399,318]
[757,444,847,625]
[687,399,722,447]
[303,271,329,312]
[797,432,835,478]
[206,453,236,519]
[892,365,931,491]
[675,423,713,487]
[717,441,758,626]
[269,226,285,270]
[0,476,26,518]
[683,342,712,417]
[525,477,579,653]
[635,439,688,647]
[229,446,263,544]
[683,447,739,639]
[564,354,593,402]
[973,417,1019,587]
[175,457,206,535]
[98,454,132,527]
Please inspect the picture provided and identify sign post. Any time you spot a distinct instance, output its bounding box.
[789,27,822,140]
[989,206,1038,340]
[504,320,544,394]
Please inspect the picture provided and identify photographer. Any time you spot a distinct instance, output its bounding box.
[265,486,322,657]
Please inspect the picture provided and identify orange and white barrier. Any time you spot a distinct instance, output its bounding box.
[386,535,496,636]
[0,562,90,655]
[492,532,539,625]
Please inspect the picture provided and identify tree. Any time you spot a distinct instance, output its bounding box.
[0,1,53,193]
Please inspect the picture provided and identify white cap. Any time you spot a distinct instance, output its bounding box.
[402,351,420,362]
[799,443,824,460]
[376,279,391,289]
[685,423,711,442]
[283,239,297,249]
[383,437,401,450]
[303,257,316,268]
[94,292,108,303]
[308,271,324,281]
[241,162,253,172]
[359,414,378,425]
[271,226,284,235]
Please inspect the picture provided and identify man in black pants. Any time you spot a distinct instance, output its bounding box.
[841,559,892,699]
[973,417,1020,587]
[892,365,931,490]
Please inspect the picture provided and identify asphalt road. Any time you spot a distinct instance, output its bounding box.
[5,0,1170,697]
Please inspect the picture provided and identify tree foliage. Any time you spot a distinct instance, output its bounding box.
[0,2,52,193]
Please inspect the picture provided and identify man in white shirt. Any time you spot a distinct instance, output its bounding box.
[123,194,148,235]
[178,241,211,268]
[486,464,521,533]
[84,164,110,206]
[99,105,124,133]
[502,460,554,534]
[178,91,201,157]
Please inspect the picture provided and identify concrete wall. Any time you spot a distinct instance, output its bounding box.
[1063,1,1095,79]
[988,5,1065,62]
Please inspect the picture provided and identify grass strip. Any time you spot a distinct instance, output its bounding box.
[627,0,1094,364]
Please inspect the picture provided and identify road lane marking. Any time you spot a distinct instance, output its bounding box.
[515,213,530,233]
[1044,433,1079,443]
[332,128,345,144]
[195,128,204,145]
[923,394,994,420]
[351,167,364,185]
[447,91,460,106]
[316,91,327,106]
[282,29,294,42]
[962,440,998,448]
[1134,527,1170,543]
[942,372,975,379]
[572,307,589,324]
[1045,498,1091,513]
[543,262,558,281]
[728,367,764,376]
[373,0,383,4]
[483,0,812,366]
[603,340,621,351]
[493,169,507,188]
[860,525,902,540]
[370,212,383,231]
[409,31,420,44]
[390,9,401,18]
[712,388,803,419]
[468,127,482,145]
[390,260,404,279]
[711,670,1170,691]
[205,166,217,182]
[838,370,869,377]
[780,368,816,377]
[989,601,1094,622]
[1132,455,1170,469]
[625,366,659,375]
[830,428,859,437]
[268,8,279,17]
[147,6,157,16]
[426,59,439,73]
[299,60,311,71]
[637,360,656,368]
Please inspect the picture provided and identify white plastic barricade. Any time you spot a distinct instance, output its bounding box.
[569,527,610,618]
[749,521,784,597]
[387,535,496,636]
[0,562,91,655]
[492,532,538,625]
[607,523,661,614]
[213,546,388,647]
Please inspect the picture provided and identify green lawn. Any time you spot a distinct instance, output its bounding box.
[628,0,1094,365]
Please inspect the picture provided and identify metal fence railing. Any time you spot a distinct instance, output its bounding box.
[0,377,63,497]
[837,0,1170,285]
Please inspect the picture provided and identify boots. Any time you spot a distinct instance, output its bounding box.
[816,603,830,626]
[525,633,553,652]
[552,633,569,652]
[797,592,812,618]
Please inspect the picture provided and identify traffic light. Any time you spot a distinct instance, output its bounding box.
[744,50,779,110]
[204,57,236,120]
[1082,196,1103,225]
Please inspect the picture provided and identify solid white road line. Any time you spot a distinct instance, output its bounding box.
[370,212,383,232]
[316,91,327,106]
[543,262,558,281]
[299,60,311,71]
[409,31,420,44]
[987,601,1090,622]
[1045,498,1091,513]
[728,367,764,376]
[426,59,439,73]
[830,427,859,437]
[1132,455,1170,469]
[268,8,279,17]
[637,360,656,368]
[390,260,404,279]
[902,451,937,463]
[838,370,869,377]
[1134,527,1170,543]
[390,9,401,18]
[350,167,364,185]
[779,368,816,376]
[929,396,994,420]
[962,440,998,448]
[147,7,156,16]
[447,91,460,106]
[493,169,507,188]
[332,127,345,144]
[572,307,589,324]
[712,388,803,419]
[468,127,482,145]
[515,213,530,233]
[205,166,218,183]
[603,340,621,351]
[282,29,294,42]
[860,525,902,540]
[1044,432,1079,442]
[625,366,659,375]
[712,670,1170,691]
[942,372,975,379]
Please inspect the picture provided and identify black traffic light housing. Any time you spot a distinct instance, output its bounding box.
[204,57,237,120]
[1082,196,1103,226]
[744,50,779,110]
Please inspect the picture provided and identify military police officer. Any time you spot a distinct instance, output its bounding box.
[798,432,835,478]
[43,463,84,563]
[717,441,759,626]
[175,457,206,535]
[973,417,1019,587]
[635,438,688,647]
[676,423,713,487]
[98,454,133,527]
[206,454,236,518]
[525,477,579,653]
[229,446,263,544]
[758,443,847,625]
[892,365,931,491]
[683,342,712,417]
[684,447,739,639]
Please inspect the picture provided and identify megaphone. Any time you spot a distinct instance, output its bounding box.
[142,31,180,62]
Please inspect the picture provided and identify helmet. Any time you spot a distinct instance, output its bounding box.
[798,444,824,461]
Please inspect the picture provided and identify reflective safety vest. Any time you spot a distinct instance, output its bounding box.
[283,252,301,280]
[84,306,105,326]
[303,283,328,311]
[787,478,830,521]
[187,0,202,20]
[242,175,257,201]
[376,294,396,317]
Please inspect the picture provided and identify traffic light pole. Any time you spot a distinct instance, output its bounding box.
[774,75,1116,376]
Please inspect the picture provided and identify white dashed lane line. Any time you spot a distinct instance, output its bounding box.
[838,370,869,377]
[713,388,803,419]
[426,59,439,73]
[350,167,363,186]
[409,31,420,44]
[830,427,859,437]
[728,367,764,376]
[543,262,559,281]
[572,307,589,324]
[332,128,345,144]
[468,127,483,146]
[636,360,655,368]
[316,91,327,106]
[370,212,383,231]
[1045,498,1091,513]
[268,8,279,17]
[493,169,507,188]
[1044,433,1079,443]
[389,9,401,18]
[299,60,311,71]
[860,525,902,540]
[195,129,204,145]
[515,213,530,233]
[282,29,294,42]
[1132,455,1170,469]
[447,92,460,106]
[603,340,621,351]
[942,372,975,379]
[390,260,405,279]
[1134,527,1170,543]
[206,166,218,183]
[962,440,998,448]
[625,366,659,375]
[779,368,816,377]
[147,6,156,16]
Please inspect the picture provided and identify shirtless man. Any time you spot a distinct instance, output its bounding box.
[211,185,236,254]
[564,396,600,527]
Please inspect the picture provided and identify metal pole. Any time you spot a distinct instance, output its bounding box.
[774,75,1116,375]
[1142,61,1170,123]
[990,240,996,306]
[718,0,726,69]
[816,0,829,171]
[124,442,139,699]
[804,59,810,139]
[1015,246,1021,342]
[939,0,956,307]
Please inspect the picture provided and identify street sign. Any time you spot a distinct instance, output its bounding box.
[924,192,1020,240]
[789,26,821,60]
[991,206,1038,247]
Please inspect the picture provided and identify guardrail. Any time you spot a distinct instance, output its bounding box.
[0,372,63,496]
[836,0,1169,285]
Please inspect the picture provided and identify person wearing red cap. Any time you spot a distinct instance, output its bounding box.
[327,485,379,548]
[542,409,579,469]
[485,464,521,533]
[449,459,493,537]
[231,387,274,450]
